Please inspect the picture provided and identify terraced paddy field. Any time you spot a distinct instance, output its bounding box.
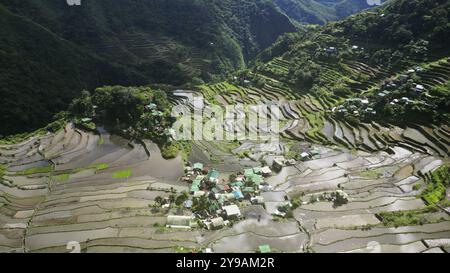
[2,88,449,253]
[1,61,450,252]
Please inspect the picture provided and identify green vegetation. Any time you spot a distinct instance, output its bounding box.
[421,164,450,205]
[360,168,381,179]
[16,165,53,175]
[112,169,132,179]
[378,206,441,228]
[254,0,450,132]
[274,0,388,25]
[160,141,191,160]
[379,165,450,228]
[90,163,109,172]
[0,0,297,136]
[0,164,6,180]
[53,173,70,182]
[173,246,197,253]
[97,135,104,146]
[0,119,66,145]
[69,86,187,159]
[0,4,145,136]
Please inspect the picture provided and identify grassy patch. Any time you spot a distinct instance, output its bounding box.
[97,135,104,145]
[421,164,449,205]
[54,173,70,182]
[17,165,53,175]
[378,207,440,228]
[0,164,6,179]
[360,168,381,179]
[160,141,191,161]
[173,246,197,253]
[112,169,132,179]
[91,163,109,171]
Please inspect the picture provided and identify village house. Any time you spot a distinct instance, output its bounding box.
[211,217,225,229]
[223,204,241,219]
[251,196,265,204]
[193,162,203,172]
[207,169,220,183]
[261,166,272,177]
[259,184,273,192]
[300,152,311,161]
[180,162,270,230]
[414,84,425,93]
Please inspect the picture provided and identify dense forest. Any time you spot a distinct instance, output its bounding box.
[274,0,388,25]
[0,0,296,136]
[256,0,450,125]
[2,0,448,136]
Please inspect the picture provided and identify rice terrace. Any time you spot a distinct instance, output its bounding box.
[0,0,449,255]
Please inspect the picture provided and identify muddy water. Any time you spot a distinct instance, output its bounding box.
[138,141,184,183]
[8,160,51,172]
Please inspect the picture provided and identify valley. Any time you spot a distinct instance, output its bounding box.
[0,0,449,253]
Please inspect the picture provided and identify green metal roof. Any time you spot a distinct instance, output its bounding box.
[231,181,244,187]
[250,175,263,185]
[190,184,200,192]
[207,170,220,179]
[192,179,202,187]
[244,168,254,177]
[193,163,203,169]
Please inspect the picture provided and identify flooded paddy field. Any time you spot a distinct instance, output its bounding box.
[0,121,449,253]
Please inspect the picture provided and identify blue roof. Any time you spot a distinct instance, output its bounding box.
[233,190,244,199]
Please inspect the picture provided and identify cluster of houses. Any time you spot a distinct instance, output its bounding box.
[380,68,426,95]
[319,46,339,58]
[271,148,320,172]
[375,68,430,106]
[333,97,376,117]
[333,66,430,117]
[318,45,363,58]
[166,163,274,230]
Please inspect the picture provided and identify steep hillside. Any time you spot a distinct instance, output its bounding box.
[274,0,337,25]
[0,0,296,80]
[274,0,388,25]
[193,0,450,157]
[0,0,296,135]
[0,5,148,136]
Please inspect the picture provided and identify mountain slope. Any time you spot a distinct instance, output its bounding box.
[273,0,388,25]
[0,4,148,136]
[240,0,449,151]
[0,0,296,135]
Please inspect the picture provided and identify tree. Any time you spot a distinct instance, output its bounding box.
[393,26,413,44]
[68,90,93,117]
[175,192,189,206]
[155,196,163,206]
